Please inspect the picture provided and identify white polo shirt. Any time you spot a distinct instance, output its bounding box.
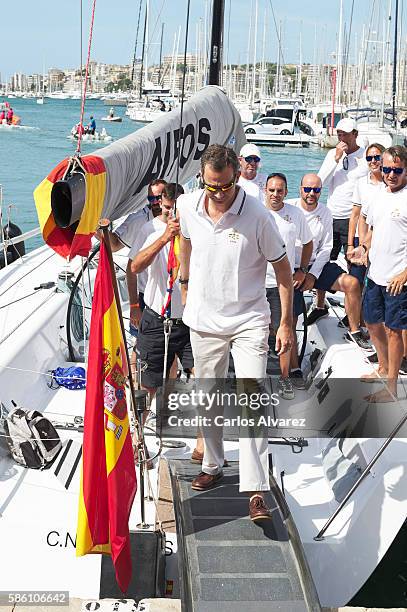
[351,174,383,218]
[318,147,367,219]
[115,207,151,292]
[129,217,183,318]
[238,172,267,204]
[289,198,334,280]
[266,203,312,288]
[178,188,286,334]
[367,184,407,287]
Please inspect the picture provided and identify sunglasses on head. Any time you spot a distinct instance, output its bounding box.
[147,194,162,203]
[203,179,236,193]
[244,155,261,164]
[302,186,321,193]
[366,154,382,162]
[382,166,404,175]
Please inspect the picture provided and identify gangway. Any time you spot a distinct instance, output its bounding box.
[168,459,321,612]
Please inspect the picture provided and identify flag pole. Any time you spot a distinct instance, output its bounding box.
[99,218,151,529]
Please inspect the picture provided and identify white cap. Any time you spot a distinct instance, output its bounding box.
[336,118,357,133]
[239,143,261,158]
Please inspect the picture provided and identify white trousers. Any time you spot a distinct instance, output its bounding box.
[190,325,270,492]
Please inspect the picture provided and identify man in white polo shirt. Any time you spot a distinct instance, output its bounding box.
[178,144,293,522]
[350,146,407,401]
[307,118,367,324]
[238,143,267,203]
[264,172,313,398]
[291,173,371,351]
[130,183,193,394]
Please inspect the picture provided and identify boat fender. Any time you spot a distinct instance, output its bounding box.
[0,221,25,269]
[4,406,62,469]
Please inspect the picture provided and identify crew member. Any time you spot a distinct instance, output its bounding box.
[292,173,371,351]
[307,118,367,324]
[130,183,193,396]
[350,146,407,401]
[237,143,267,203]
[264,173,313,397]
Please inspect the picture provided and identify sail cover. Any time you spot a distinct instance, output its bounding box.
[34,86,246,259]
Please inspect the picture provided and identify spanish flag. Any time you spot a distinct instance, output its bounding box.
[161,235,180,317]
[34,156,106,260]
[76,240,136,593]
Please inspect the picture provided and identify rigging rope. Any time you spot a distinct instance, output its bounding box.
[76,0,98,154]
[160,0,191,321]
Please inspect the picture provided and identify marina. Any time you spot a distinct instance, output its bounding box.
[1,1,407,610]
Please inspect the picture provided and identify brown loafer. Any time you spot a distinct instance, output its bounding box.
[249,495,273,521]
[191,470,224,491]
[190,449,229,467]
[190,449,204,464]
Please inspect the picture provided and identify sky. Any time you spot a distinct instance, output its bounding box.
[0,0,402,79]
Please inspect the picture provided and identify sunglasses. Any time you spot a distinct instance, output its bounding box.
[147,194,162,203]
[382,166,404,175]
[203,179,236,193]
[342,156,349,170]
[366,154,382,162]
[244,155,261,164]
[302,186,321,193]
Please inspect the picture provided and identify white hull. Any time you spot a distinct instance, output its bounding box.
[68,132,113,144]
[0,237,406,606]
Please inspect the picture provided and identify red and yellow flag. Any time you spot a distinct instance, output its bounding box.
[34,155,106,260]
[76,240,136,593]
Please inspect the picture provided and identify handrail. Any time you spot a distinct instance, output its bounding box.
[0,227,41,247]
[314,408,407,541]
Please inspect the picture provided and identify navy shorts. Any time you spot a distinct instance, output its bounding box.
[137,307,194,388]
[266,287,304,332]
[314,262,345,293]
[363,279,407,330]
[349,237,367,285]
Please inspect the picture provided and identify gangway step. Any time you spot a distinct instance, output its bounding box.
[168,460,321,612]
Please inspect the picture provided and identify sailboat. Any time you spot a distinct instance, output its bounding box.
[0,1,406,610]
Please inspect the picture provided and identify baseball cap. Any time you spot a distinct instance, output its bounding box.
[336,118,357,133]
[239,143,261,158]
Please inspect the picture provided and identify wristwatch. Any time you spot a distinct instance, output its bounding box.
[299,266,308,274]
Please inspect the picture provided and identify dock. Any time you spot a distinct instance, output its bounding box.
[245,133,313,147]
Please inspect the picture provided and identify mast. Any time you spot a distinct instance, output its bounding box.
[380,0,392,127]
[158,22,164,86]
[251,0,258,105]
[139,2,148,99]
[392,0,399,128]
[208,0,225,85]
[276,21,282,96]
[336,0,344,104]
[131,0,143,86]
[297,24,303,97]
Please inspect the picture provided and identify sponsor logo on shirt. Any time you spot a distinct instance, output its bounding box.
[391,207,401,219]
[228,229,240,243]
